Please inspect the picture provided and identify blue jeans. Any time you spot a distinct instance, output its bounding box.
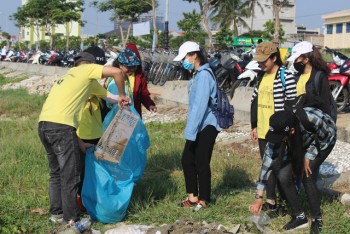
[38,121,81,222]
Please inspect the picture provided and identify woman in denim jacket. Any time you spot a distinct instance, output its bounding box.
[173,41,220,211]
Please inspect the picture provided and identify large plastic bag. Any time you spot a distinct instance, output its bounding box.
[82,105,150,223]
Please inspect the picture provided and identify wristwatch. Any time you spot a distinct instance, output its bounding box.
[255,194,263,199]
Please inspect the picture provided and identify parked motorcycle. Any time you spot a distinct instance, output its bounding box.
[325,46,348,74]
[329,57,350,112]
[230,60,261,98]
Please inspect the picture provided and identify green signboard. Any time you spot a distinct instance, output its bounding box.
[231,37,268,47]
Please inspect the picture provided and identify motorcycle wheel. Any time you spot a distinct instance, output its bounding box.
[329,80,349,112]
[215,67,232,96]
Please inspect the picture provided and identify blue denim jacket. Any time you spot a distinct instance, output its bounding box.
[184,63,221,141]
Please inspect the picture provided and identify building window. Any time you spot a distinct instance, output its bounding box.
[336,23,343,34]
[327,24,333,34]
[347,22,350,33]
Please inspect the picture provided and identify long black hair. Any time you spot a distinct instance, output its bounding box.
[269,48,284,67]
[187,47,208,66]
[300,46,330,75]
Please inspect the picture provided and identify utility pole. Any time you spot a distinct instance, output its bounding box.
[164,0,169,50]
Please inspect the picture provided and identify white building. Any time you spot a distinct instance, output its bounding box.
[322,9,350,49]
[21,0,81,46]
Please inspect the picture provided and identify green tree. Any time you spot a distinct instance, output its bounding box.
[213,26,233,49]
[262,20,285,42]
[51,0,85,50]
[176,10,207,47]
[239,30,265,38]
[93,0,152,47]
[11,0,84,50]
[183,0,217,48]
[0,32,11,48]
[210,0,250,37]
[265,0,289,44]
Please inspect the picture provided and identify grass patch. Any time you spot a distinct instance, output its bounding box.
[0,74,28,86]
[0,89,349,233]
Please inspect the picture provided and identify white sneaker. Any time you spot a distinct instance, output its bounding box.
[49,214,64,224]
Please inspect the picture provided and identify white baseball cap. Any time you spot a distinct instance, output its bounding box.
[173,41,200,61]
[287,41,313,62]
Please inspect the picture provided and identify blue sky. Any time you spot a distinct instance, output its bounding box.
[1,0,350,36]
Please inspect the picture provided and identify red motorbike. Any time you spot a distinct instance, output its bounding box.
[328,57,350,112]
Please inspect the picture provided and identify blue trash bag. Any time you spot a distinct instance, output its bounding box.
[102,105,149,181]
[82,105,150,223]
[82,148,135,223]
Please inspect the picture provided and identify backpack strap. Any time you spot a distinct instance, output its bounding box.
[313,71,322,96]
[202,68,218,110]
[203,68,216,82]
[280,67,286,91]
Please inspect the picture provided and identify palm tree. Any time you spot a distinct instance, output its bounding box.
[210,0,250,36]
[241,0,265,31]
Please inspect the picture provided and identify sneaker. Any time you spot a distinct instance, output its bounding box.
[310,218,323,234]
[178,198,199,207]
[261,202,277,212]
[49,214,64,224]
[283,212,308,230]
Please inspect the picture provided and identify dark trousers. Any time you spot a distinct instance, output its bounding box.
[270,159,303,216]
[181,125,218,203]
[78,138,100,195]
[38,121,81,222]
[258,139,279,201]
[302,142,335,218]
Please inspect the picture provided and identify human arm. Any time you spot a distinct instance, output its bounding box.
[251,128,257,141]
[138,73,157,112]
[102,66,128,107]
[78,137,94,153]
[184,72,213,141]
[249,189,264,215]
[317,72,332,115]
[249,142,277,215]
[284,69,297,100]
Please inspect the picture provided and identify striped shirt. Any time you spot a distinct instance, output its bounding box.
[251,66,297,111]
[256,107,337,191]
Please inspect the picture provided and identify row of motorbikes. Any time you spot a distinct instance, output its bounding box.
[210,45,350,113]
[1,49,80,67]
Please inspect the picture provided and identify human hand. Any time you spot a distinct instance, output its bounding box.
[118,95,130,108]
[304,158,312,177]
[249,198,263,215]
[149,105,157,113]
[251,128,257,141]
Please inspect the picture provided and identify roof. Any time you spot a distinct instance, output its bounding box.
[322,9,350,19]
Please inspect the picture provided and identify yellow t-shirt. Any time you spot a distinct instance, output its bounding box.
[39,64,104,128]
[128,74,135,91]
[257,73,275,139]
[296,73,311,96]
[76,81,108,140]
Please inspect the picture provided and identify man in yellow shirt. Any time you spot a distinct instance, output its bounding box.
[38,51,128,224]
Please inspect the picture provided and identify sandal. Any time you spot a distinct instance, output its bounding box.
[178,198,199,207]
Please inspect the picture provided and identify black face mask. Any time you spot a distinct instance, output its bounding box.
[293,61,306,73]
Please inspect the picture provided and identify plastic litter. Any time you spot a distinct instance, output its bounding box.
[247,211,271,231]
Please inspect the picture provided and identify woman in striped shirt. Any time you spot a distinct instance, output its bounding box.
[250,41,297,213]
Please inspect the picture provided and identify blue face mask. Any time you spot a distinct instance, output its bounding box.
[182,59,194,70]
